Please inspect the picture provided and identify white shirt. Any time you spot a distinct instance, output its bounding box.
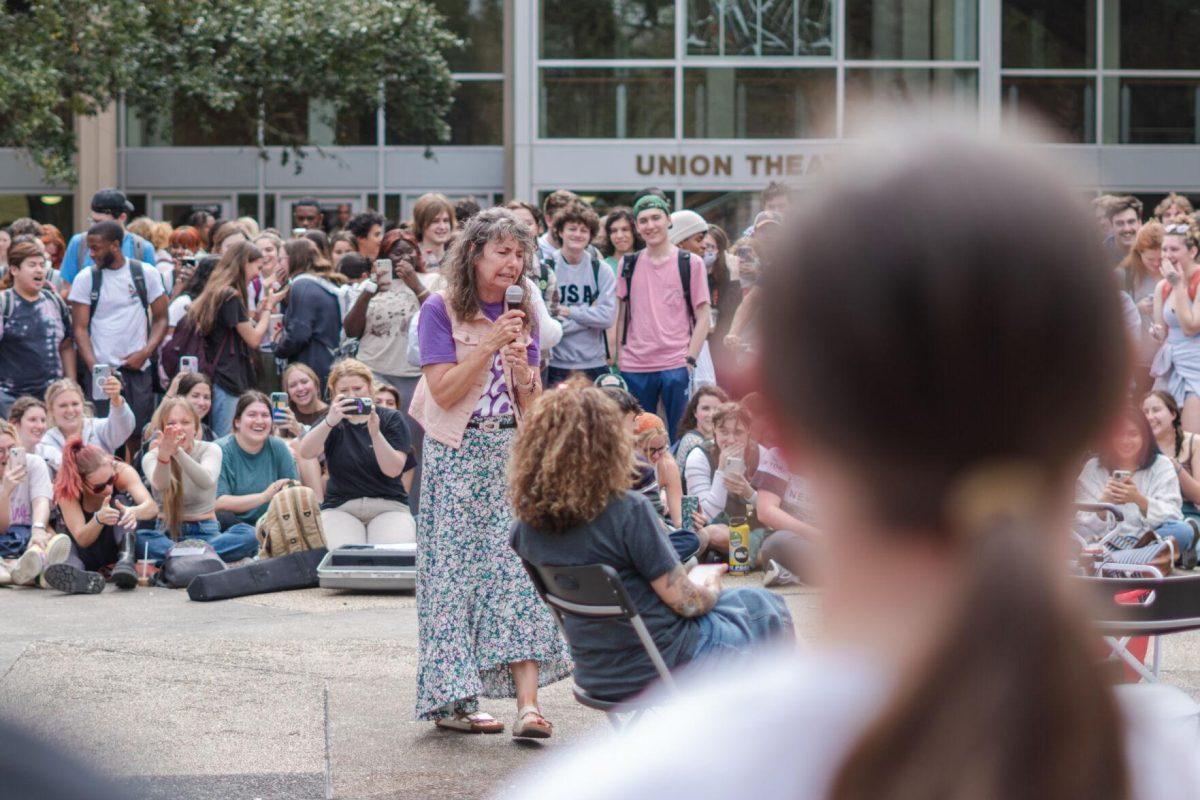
[67,261,164,370]
[506,650,1200,800]
[168,295,192,328]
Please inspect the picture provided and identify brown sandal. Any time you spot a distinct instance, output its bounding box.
[512,706,552,739]
[435,712,505,734]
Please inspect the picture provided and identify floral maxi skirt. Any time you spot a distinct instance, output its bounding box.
[414,424,572,720]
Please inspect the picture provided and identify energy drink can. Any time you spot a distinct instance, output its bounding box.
[728,516,752,575]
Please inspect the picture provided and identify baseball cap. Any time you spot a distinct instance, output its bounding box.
[91,188,134,216]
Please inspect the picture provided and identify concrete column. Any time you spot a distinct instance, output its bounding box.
[74,105,119,230]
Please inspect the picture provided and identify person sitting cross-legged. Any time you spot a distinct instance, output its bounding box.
[510,379,794,702]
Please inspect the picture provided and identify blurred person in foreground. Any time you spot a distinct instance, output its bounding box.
[507,122,1200,800]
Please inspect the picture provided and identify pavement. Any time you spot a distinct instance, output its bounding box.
[0,575,822,800]
[3,576,1200,800]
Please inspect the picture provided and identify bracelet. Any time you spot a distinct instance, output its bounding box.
[325,417,337,428]
[685,356,697,367]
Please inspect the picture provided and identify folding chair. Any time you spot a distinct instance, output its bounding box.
[521,560,677,731]
[1073,570,1200,683]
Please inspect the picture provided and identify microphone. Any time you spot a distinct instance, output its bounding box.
[504,283,525,312]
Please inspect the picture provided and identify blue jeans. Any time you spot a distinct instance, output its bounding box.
[210,384,239,438]
[0,525,31,559]
[690,588,794,663]
[136,519,258,565]
[1157,520,1196,556]
[621,367,690,442]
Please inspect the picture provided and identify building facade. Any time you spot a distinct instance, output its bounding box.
[3,0,1200,236]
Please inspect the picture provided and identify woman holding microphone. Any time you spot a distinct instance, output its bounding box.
[409,208,569,737]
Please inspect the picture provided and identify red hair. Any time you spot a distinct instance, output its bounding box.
[54,439,111,503]
[41,224,66,269]
[169,225,205,253]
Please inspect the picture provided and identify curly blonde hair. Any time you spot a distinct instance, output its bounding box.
[509,378,633,533]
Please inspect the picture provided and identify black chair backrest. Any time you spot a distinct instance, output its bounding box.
[521,561,639,620]
[1073,573,1200,635]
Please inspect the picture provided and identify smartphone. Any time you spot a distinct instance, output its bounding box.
[681,495,701,532]
[348,397,374,415]
[8,445,23,464]
[725,456,745,478]
[180,356,199,374]
[1113,470,1132,481]
[91,364,112,401]
[180,255,197,268]
[374,258,393,288]
[270,392,289,424]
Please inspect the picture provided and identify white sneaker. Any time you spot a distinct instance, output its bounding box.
[762,558,801,588]
[43,534,71,568]
[10,547,44,586]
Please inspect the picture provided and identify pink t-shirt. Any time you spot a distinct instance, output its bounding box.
[617,248,711,372]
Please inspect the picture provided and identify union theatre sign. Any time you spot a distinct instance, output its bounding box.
[634,152,830,179]
[528,144,839,188]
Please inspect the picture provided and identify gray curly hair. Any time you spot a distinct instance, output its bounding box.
[442,207,536,329]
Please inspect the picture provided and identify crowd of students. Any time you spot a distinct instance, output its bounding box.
[0,182,804,734]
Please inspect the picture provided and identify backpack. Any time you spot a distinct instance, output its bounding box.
[1,286,71,334]
[154,539,226,589]
[619,250,695,345]
[255,483,327,558]
[160,311,232,381]
[72,230,152,277]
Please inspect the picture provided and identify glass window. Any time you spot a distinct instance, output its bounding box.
[1001,77,1095,143]
[0,194,75,237]
[846,0,978,61]
[1103,78,1200,144]
[170,97,258,147]
[1002,0,1095,68]
[264,95,377,146]
[682,191,759,239]
[1106,0,1200,70]
[844,68,978,131]
[542,0,674,59]
[387,80,502,145]
[686,0,833,56]
[436,0,504,72]
[684,68,836,139]
[539,190,645,218]
[540,68,674,138]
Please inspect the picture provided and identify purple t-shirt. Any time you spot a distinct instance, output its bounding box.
[418,293,539,418]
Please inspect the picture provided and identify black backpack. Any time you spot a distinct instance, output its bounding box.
[0,286,71,333]
[154,539,226,589]
[619,250,694,345]
[86,260,152,335]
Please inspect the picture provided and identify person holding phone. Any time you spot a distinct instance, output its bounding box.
[43,439,158,594]
[510,382,792,710]
[683,402,766,553]
[298,359,413,549]
[39,377,135,472]
[1075,405,1197,566]
[0,420,65,587]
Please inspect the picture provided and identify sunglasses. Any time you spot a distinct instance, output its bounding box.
[646,444,667,457]
[88,475,115,494]
[1166,224,1193,235]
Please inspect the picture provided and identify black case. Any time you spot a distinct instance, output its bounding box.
[187,549,327,602]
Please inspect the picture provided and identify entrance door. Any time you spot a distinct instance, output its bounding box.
[278,195,366,234]
[153,197,234,228]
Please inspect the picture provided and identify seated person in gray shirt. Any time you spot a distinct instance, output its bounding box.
[509,380,794,701]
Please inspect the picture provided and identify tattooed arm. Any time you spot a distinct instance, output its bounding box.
[650,564,721,618]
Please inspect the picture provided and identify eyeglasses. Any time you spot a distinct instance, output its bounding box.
[88,475,115,494]
[647,445,667,458]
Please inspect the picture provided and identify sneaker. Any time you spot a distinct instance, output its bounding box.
[10,547,44,586]
[762,558,801,588]
[42,563,105,595]
[43,533,71,568]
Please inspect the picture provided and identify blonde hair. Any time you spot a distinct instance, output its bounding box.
[148,396,202,538]
[150,221,172,251]
[127,216,156,243]
[0,420,15,440]
[411,193,457,242]
[44,378,91,429]
[282,363,329,413]
[509,378,634,533]
[326,358,375,399]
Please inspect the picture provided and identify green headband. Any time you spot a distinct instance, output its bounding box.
[633,195,671,218]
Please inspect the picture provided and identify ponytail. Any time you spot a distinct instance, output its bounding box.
[55,438,108,503]
[831,474,1128,800]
